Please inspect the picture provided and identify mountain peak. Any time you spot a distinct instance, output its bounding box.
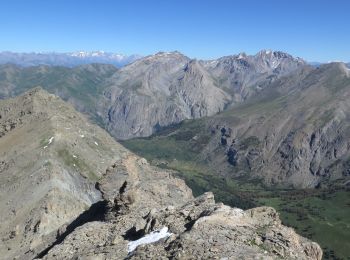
[256,49,304,62]
[318,61,350,77]
[70,51,106,57]
[25,86,52,97]
[145,51,188,61]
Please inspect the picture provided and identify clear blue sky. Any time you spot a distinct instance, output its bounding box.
[0,0,349,62]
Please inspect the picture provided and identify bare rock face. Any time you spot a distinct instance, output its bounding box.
[0,89,322,259]
[100,52,232,139]
[40,189,322,260]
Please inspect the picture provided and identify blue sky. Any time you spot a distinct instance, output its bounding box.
[0,0,349,62]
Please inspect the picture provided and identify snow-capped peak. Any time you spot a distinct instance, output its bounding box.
[237,52,247,59]
[70,51,107,58]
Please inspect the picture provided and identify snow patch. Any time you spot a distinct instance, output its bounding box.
[94,142,99,146]
[80,134,85,138]
[237,53,246,59]
[48,137,54,144]
[44,136,54,149]
[127,227,172,253]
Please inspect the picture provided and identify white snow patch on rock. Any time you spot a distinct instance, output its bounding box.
[44,136,54,149]
[48,136,54,144]
[127,227,172,253]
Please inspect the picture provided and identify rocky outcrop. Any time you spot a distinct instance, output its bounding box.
[39,160,322,260]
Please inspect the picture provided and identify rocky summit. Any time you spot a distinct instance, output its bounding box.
[0,88,322,259]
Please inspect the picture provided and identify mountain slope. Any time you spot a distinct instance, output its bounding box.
[203,50,306,101]
[0,88,322,259]
[125,62,350,188]
[101,50,306,139]
[101,53,232,139]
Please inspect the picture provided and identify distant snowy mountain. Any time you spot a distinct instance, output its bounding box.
[0,51,141,67]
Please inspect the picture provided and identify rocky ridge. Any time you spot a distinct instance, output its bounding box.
[0,88,129,259]
[40,154,322,260]
[0,89,322,259]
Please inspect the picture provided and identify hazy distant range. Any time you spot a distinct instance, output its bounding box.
[0,51,142,67]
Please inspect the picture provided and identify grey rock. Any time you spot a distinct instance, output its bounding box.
[101,51,305,139]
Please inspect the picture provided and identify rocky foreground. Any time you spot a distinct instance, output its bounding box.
[40,155,322,260]
[0,89,322,259]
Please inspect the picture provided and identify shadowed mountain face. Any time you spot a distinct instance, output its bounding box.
[124,62,350,189]
[0,50,306,139]
[0,88,322,260]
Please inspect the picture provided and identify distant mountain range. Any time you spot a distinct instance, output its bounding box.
[0,51,141,67]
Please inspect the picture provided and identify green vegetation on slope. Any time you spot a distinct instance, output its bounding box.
[123,137,350,260]
[57,148,99,181]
